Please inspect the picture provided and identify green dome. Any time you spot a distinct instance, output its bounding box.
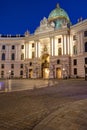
[48,4,70,22]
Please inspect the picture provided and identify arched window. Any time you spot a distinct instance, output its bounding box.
[85,42,87,52]
[58,48,62,55]
[2,53,5,60]
[73,45,77,55]
[11,53,15,60]
[21,53,24,60]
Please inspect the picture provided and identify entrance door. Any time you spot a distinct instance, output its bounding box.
[56,68,62,79]
[43,68,49,79]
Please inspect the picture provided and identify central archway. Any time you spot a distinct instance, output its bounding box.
[41,54,49,79]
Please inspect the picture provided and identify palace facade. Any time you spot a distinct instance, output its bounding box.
[0,4,87,79]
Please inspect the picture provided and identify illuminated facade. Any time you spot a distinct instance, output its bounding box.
[0,4,87,79]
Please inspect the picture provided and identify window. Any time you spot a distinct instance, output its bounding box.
[73,45,77,55]
[21,53,24,60]
[11,64,14,69]
[21,45,24,49]
[73,59,77,65]
[32,43,34,48]
[85,42,87,52]
[30,62,32,66]
[57,59,60,64]
[11,71,14,75]
[85,67,87,74]
[74,68,77,75]
[2,53,5,60]
[1,64,4,69]
[73,35,76,40]
[2,45,5,50]
[32,51,35,58]
[20,70,23,75]
[58,38,61,43]
[12,45,15,50]
[85,58,87,64]
[11,53,15,60]
[1,71,4,75]
[20,64,23,68]
[84,31,87,37]
[58,48,62,55]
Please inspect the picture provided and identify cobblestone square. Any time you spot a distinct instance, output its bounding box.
[0,79,87,130]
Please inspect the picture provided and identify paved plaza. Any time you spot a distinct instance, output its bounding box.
[0,79,87,130]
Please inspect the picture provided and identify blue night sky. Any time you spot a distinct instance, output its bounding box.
[0,0,87,35]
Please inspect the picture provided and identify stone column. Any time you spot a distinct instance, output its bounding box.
[53,36,55,56]
[50,37,53,56]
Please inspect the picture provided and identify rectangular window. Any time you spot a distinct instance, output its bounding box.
[85,67,87,74]
[32,43,34,48]
[73,59,77,65]
[1,71,4,75]
[11,71,14,75]
[29,62,32,66]
[11,53,15,60]
[74,68,77,75]
[2,45,5,50]
[11,64,14,69]
[20,64,23,68]
[1,64,4,69]
[20,70,23,75]
[58,38,61,43]
[21,45,24,49]
[57,59,60,64]
[12,45,15,49]
[84,31,87,37]
[85,58,87,64]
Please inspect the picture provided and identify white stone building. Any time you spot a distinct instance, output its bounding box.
[0,4,87,79]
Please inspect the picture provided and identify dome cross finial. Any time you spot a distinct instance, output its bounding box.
[56,3,60,8]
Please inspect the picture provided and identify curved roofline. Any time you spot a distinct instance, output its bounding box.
[48,4,70,22]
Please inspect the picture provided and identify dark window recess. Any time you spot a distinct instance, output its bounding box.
[20,64,23,68]
[57,59,60,64]
[74,68,77,75]
[73,35,76,40]
[73,59,77,65]
[84,31,87,37]
[11,53,15,60]
[85,58,87,64]
[85,42,87,52]
[2,53,5,60]
[1,64,4,69]
[20,70,23,75]
[32,43,34,48]
[21,45,24,49]
[58,38,61,43]
[1,71,4,75]
[12,45,15,49]
[11,64,14,68]
[11,71,14,75]
[2,45,5,50]
[30,62,32,66]
[85,67,87,74]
